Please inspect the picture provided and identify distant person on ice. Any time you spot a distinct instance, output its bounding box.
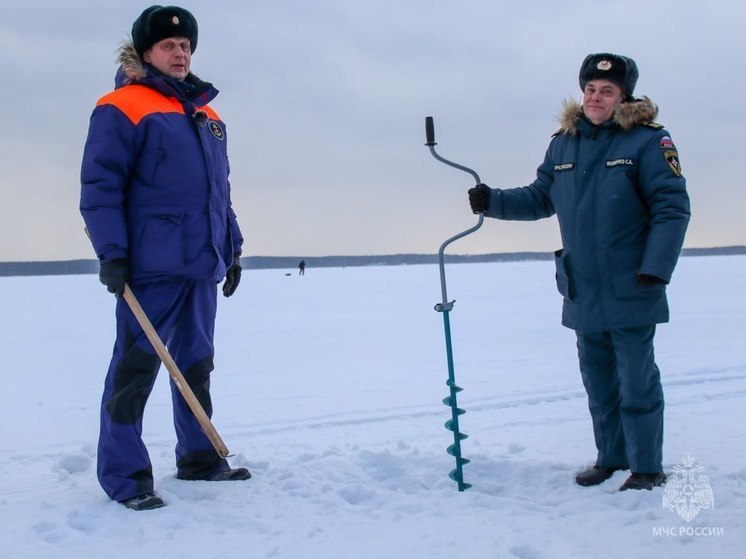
[468,53,690,491]
[80,5,250,511]
[299,260,306,275]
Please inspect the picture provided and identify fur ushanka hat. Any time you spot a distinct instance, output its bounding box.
[579,53,639,99]
[132,5,198,58]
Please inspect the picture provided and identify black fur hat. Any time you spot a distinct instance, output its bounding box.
[132,5,198,58]
[579,53,639,99]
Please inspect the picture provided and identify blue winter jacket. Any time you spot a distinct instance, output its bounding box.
[486,97,690,333]
[80,42,243,282]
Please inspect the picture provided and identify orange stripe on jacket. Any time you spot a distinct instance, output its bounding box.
[96,84,221,125]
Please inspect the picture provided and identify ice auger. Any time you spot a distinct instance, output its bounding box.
[424,116,484,491]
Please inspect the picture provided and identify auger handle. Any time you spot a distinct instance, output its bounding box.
[425,116,484,305]
[425,116,481,185]
[425,116,436,147]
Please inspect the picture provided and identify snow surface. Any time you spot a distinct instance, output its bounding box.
[1,255,745,559]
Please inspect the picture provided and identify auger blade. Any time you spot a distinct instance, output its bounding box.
[444,416,466,432]
[445,380,464,392]
[449,469,473,490]
[442,396,466,412]
[446,440,468,455]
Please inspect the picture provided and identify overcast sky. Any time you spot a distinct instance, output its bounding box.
[1,0,744,261]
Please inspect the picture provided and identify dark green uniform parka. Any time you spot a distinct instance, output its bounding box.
[487,97,690,334]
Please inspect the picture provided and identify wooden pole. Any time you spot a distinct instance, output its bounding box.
[122,284,230,458]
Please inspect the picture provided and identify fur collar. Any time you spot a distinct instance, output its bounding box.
[557,96,659,136]
[115,39,204,87]
[116,40,148,85]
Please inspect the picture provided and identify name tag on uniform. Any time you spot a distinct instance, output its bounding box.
[554,163,574,171]
[606,158,634,167]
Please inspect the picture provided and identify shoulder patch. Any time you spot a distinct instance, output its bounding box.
[659,135,675,150]
[664,150,682,176]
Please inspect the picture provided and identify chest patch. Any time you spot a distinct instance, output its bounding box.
[606,158,634,167]
[554,163,574,171]
[208,121,225,140]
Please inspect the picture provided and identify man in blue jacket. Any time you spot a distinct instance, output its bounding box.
[80,5,249,510]
[469,53,690,491]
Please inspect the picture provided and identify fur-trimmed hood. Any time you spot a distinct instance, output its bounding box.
[557,96,659,136]
[114,39,207,88]
[113,39,216,104]
[116,40,149,86]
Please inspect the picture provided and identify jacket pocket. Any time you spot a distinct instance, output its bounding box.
[136,209,185,271]
[136,148,166,187]
[554,248,574,301]
[609,247,664,299]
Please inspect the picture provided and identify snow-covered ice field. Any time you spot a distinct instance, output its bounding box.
[1,255,744,558]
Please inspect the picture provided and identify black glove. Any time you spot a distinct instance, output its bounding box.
[638,273,667,286]
[468,183,491,214]
[222,254,242,297]
[99,258,129,298]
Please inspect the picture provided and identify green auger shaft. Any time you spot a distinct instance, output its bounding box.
[441,310,471,491]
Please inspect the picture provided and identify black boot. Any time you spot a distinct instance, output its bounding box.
[121,493,165,511]
[207,467,252,481]
[575,465,628,487]
[619,472,667,491]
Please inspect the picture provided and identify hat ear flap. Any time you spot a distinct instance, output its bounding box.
[622,56,639,98]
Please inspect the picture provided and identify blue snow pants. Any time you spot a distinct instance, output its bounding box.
[576,325,664,474]
[97,277,229,501]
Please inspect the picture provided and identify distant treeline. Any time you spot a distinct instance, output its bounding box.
[0,246,744,277]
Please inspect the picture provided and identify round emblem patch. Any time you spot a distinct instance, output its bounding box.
[209,121,225,140]
[172,16,180,25]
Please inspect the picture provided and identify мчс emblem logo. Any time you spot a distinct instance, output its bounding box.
[209,121,225,140]
[664,150,682,176]
[662,455,714,523]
